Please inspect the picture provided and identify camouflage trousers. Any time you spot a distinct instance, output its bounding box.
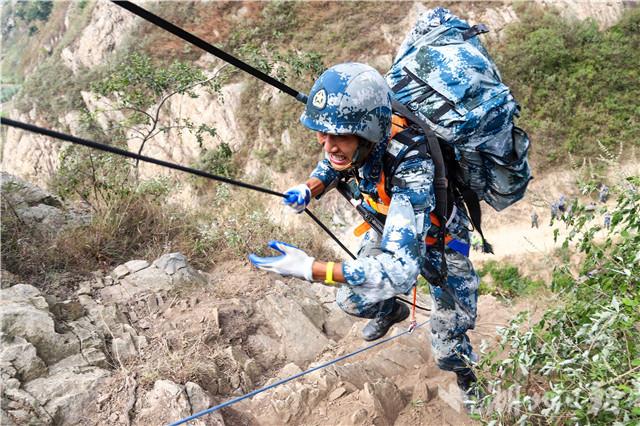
[336,208,479,372]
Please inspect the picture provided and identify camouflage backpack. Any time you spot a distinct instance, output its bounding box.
[385,7,532,213]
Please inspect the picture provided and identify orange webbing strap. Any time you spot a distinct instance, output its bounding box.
[412,286,417,321]
[353,171,392,237]
[391,114,409,138]
[354,221,371,237]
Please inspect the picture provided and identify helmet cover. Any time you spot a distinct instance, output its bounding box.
[300,63,392,148]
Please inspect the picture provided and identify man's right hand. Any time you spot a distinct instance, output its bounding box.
[283,184,311,213]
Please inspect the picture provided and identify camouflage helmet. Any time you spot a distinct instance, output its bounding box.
[300,63,393,147]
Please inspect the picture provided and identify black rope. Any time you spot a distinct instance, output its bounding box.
[0,118,342,250]
[1,117,431,312]
[1,118,282,196]
[110,1,308,104]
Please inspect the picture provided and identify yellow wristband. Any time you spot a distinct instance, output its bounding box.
[325,262,336,285]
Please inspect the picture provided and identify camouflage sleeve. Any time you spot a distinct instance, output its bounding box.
[309,158,339,189]
[342,155,435,295]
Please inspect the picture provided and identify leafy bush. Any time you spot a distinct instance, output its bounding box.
[478,261,544,299]
[476,176,640,424]
[193,143,236,178]
[91,53,220,161]
[496,5,640,167]
[15,1,53,24]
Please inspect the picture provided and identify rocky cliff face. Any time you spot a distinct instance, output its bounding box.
[1,0,631,191]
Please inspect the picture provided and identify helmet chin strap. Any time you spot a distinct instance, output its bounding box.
[350,139,374,169]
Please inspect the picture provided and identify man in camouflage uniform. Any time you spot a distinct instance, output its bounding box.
[249,63,480,399]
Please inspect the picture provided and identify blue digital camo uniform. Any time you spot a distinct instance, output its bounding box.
[309,137,479,373]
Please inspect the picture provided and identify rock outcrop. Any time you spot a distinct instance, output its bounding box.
[0,250,212,425]
[0,172,89,233]
[0,284,111,425]
[135,379,224,426]
[61,1,136,74]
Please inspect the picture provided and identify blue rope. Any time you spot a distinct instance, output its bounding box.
[167,320,430,425]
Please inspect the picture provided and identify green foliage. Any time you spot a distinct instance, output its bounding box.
[193,143,236,178]
[15,1,53,24]
[14,61,87,123]
[0,85,20,102]
[496,5,640,166]
[92,53,218,113]
[90,52,221,165]
[477,176,640,424]
[478,261,544,299]
[226,2,324,84]
[52,144,132,207]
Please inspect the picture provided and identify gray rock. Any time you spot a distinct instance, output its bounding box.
[256,293,330,365]
[0,336,47,381]
[101,256,206,305]
[3,387,53,425]
[185,381,211,413]
[153,252,188,275]
[351,408,370,425]
[0,172,61,208]
[124,259,150,273]
[4,378,20,389]
[412,381,436,404]
[0,284,79,364]
[24,366,110,425]
[112,264,130,279]
[111,332,138,361]
[136,379,216,426]
[50,300,86,322]
[0,173,89,233]
[360,379,405,426]
[328,386,347,402]
[76,282,92,295]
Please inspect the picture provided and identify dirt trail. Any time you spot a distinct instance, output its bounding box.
[470,162,639,278]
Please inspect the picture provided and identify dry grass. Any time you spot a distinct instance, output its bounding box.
[1,178,337,293]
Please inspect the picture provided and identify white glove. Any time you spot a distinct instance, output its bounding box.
[248,241,314,281]
[283,184,311,213]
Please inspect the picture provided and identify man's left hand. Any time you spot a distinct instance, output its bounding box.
[248,241,314,281]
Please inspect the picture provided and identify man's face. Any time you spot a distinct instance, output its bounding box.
[316,132,359,170]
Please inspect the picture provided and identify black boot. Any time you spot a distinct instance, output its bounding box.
[362,301,410,341]
[456,368,483,412]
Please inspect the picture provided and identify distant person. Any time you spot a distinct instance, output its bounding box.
[550,203,559,225]
[604,213,611,229]
[599,184,609,203]
[585,202,597,212]
[557,195,566,213]
[530,210,539,228]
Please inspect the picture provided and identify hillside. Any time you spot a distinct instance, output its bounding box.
[1,1,639,425]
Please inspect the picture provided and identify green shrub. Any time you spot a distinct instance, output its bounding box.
[193,143,237,178]
[496,5,640,167]
[478,261,544,299]
[476,176,640,424]
[15,1,53,24]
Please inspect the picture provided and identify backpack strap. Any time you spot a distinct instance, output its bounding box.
[456,186,494,254]
[391,68,455,123]
[462,23,489,41]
